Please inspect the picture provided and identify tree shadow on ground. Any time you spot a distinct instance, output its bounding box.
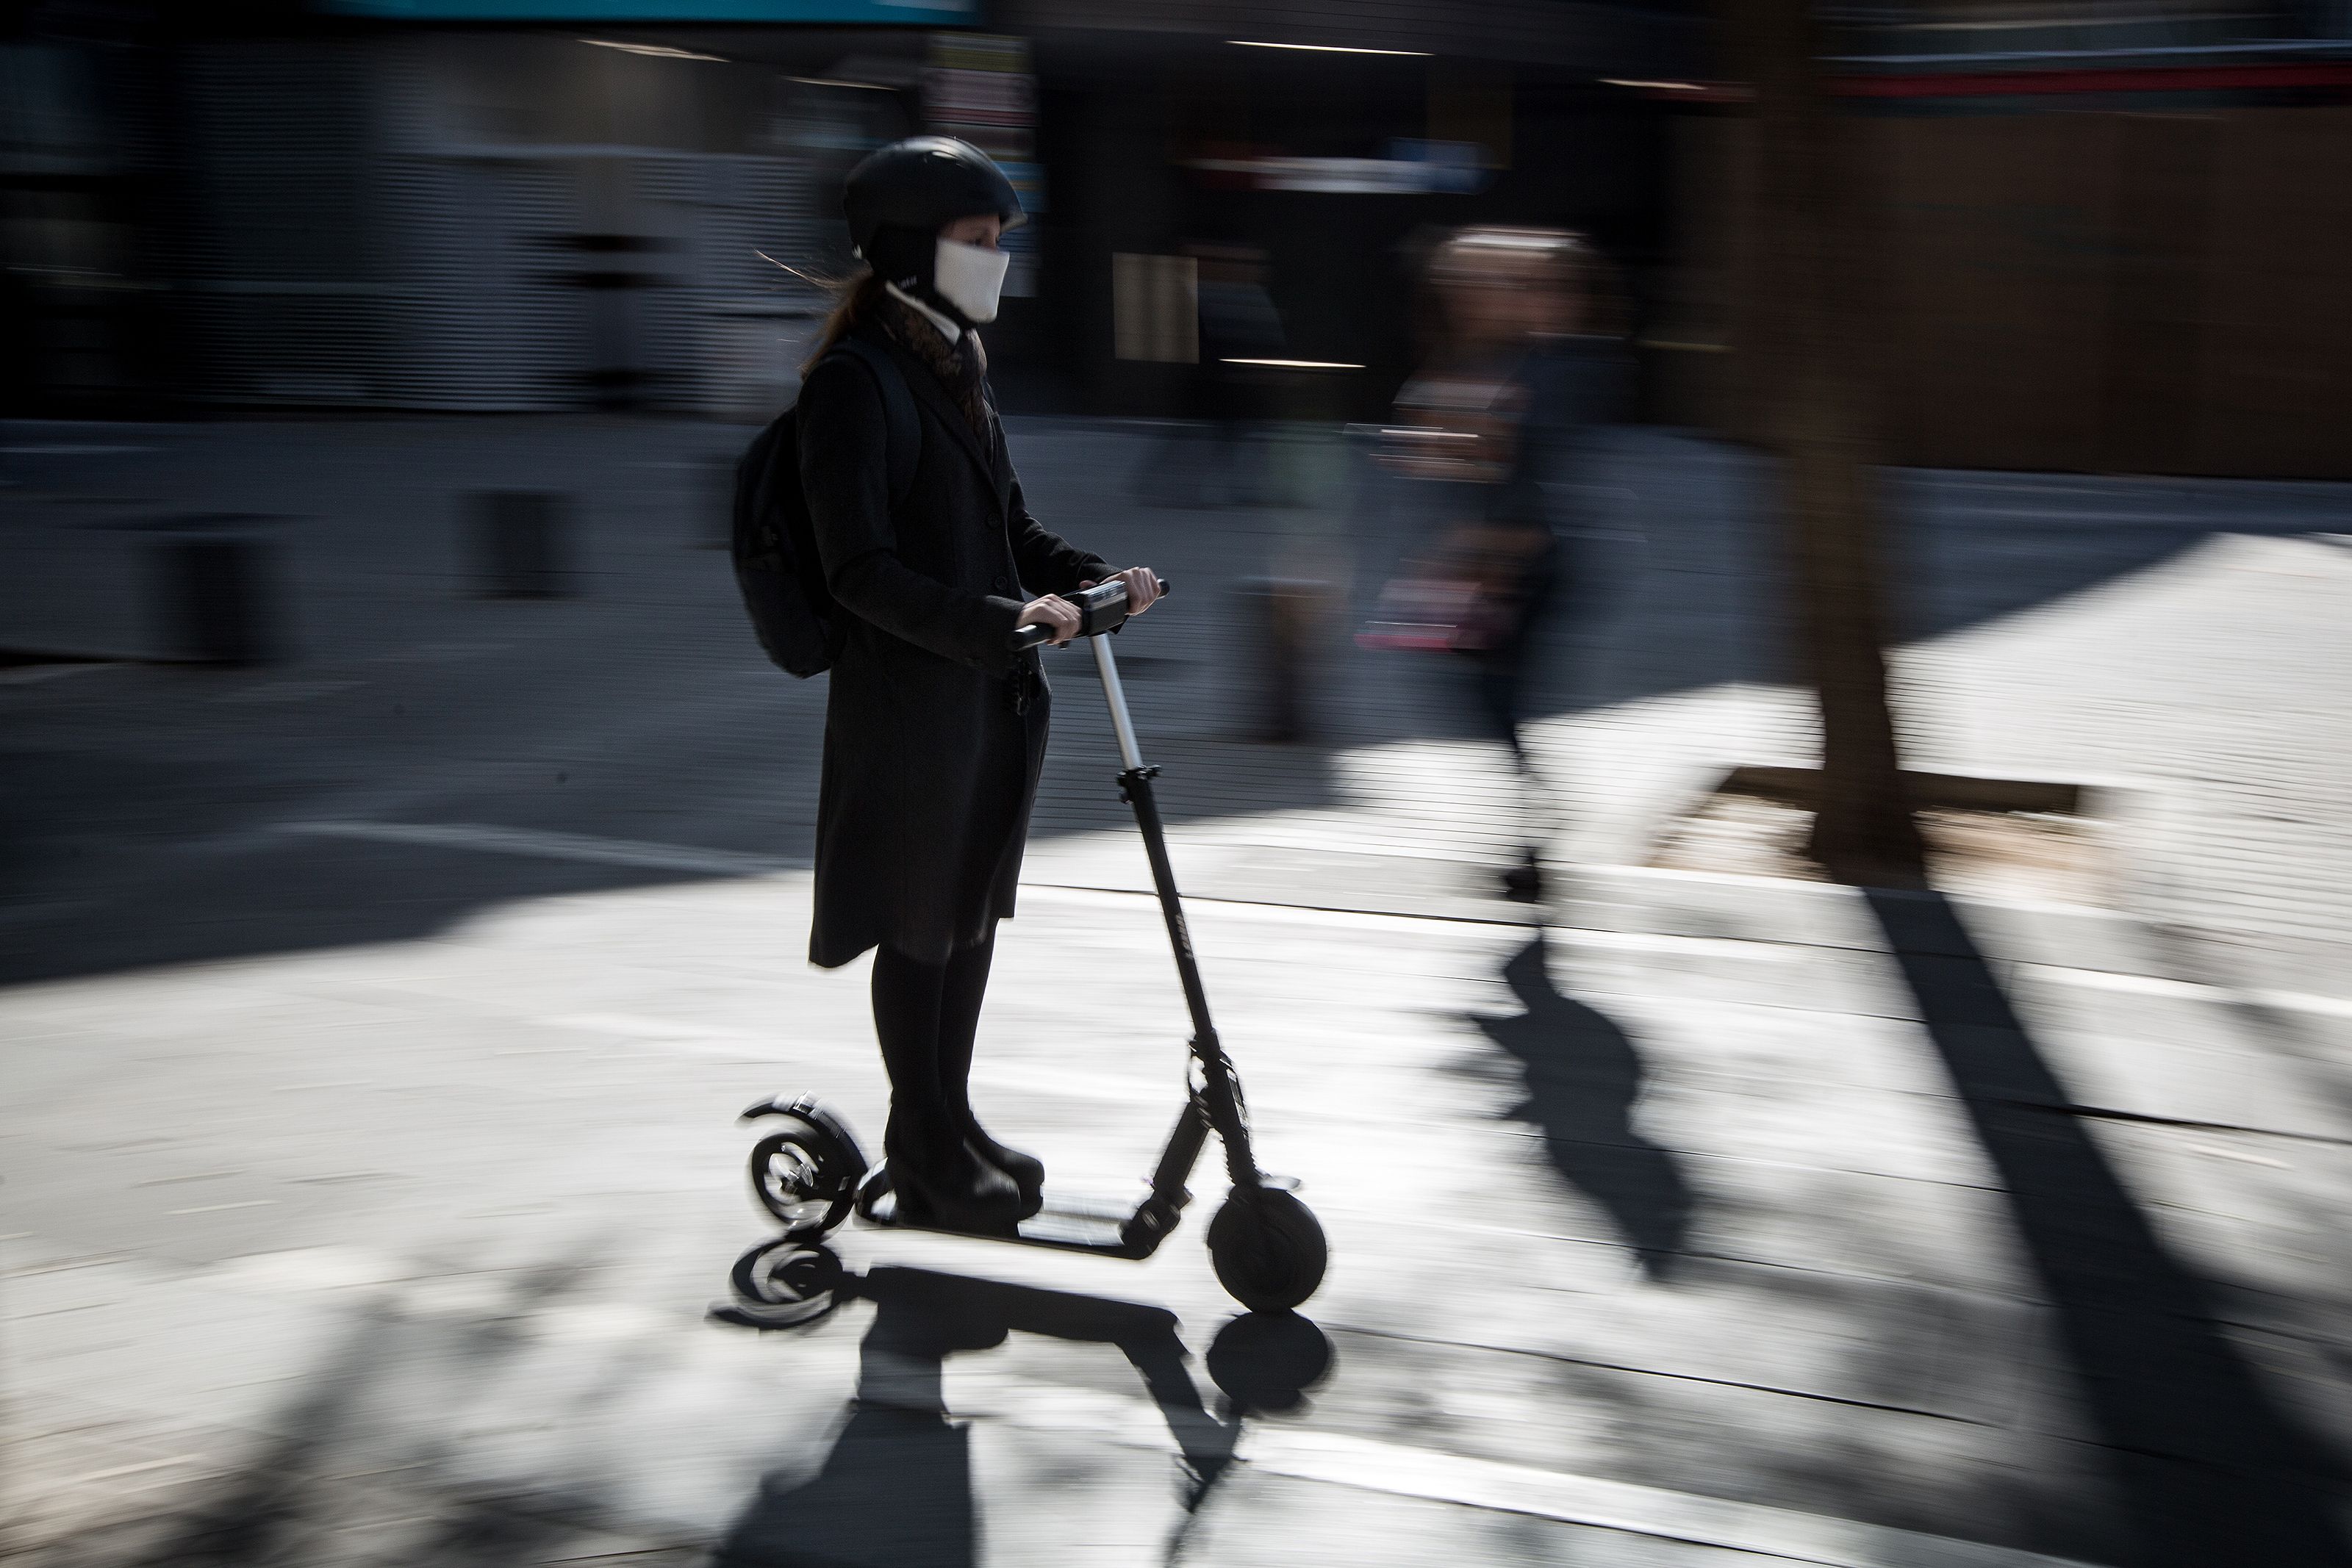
[26,1253,1327,1568]
[46,1266,630,1568]
[1469,934,1694,1280]
[1868,888,2351,1567]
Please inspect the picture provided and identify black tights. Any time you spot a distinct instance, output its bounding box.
[870,931,996,1168]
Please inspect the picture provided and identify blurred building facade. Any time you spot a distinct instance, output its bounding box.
[1,0,1693,422]
[7,0,2352,476]
[1654,0,2352,478]
[3,20,866,417]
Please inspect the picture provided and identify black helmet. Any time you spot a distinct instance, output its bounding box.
[842,136,1024,256]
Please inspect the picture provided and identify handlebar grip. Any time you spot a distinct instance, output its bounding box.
[1008,576,1171,651]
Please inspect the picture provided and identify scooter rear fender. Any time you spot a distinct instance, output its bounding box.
[740,1092,828,1123]
[739,1096,871,1178]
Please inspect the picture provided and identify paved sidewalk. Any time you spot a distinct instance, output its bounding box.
[5,415,2352,1566]
[8,860,2350,1564]
[10,415,2350,989]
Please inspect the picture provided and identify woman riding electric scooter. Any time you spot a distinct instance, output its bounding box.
[797,137,1161,1235]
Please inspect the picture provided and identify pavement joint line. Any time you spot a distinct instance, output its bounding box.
[3,1254,137,1279]
[1238,1427,2105,1568]
[1171,832,1556,867]
[1091,885,2352,1026]
[1437,1215,2024,1296]
[2018,960,2352,1020]
[1025,879,1538,930]
[1915,506,2323,526]
[1322,1320,2002,1430]
[1030,883,1813,963]
[906,1370,2079,1568]
[46,1456,205,1488]
[2179,1140,2289,1168]
[253,824,2352,1026]
[2012,1099,2352,1149]
[0,661,124,686]
[273,821,802,877]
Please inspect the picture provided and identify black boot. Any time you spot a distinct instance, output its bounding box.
[934,930,1045,1218]
[874,945,1023,1234]
[960,1123,1044,1218]
[885,1117,1023,1234]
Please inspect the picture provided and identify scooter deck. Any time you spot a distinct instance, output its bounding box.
[856,1184,1172,1259]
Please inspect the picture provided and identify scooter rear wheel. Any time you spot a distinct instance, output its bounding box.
[748,1117,859,1240]
[1207,1188,1327,1312]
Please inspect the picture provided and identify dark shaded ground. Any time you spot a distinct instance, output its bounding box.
[1868,889,2352,1568]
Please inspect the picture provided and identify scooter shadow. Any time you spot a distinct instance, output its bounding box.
[709,1246,1333,1567]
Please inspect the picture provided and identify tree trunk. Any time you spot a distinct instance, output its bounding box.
[1727,0,1927,887]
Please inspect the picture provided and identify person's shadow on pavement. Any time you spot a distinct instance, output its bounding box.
[711,1264,1330,1567]
[1471,935,1693,1280]
[714,1280,989,1568]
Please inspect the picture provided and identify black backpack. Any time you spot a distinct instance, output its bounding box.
[731,334,920,677]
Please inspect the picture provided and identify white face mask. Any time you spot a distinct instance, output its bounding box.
[933,236,1010,326]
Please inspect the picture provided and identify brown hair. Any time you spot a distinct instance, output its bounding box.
[800,267,887,378]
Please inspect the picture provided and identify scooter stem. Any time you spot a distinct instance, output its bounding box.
[1089,633,1263,1191]
[1090,633,1147,772]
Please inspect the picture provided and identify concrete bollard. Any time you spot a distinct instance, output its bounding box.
[151,533,276,665]
[145,514,286,666]
[470,490,576,598]
[1233,576,1334,743]
[1,511,287,665]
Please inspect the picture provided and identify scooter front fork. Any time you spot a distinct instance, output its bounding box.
[1119,763,1265,1190]
[1123,1096,1209,1253]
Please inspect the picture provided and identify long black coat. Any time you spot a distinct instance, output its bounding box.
[799,320,1110,969]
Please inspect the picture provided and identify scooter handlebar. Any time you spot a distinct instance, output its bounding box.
[1009,575,1171,652]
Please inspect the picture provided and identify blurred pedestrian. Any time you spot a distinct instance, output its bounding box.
[1361,226,1631,901]
[1191,242,1286,506]
[797,137,1161,1231]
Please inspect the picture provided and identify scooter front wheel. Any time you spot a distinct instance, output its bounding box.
[1207,1187,1327,1312]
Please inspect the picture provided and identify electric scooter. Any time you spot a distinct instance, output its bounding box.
[736,578,1327,1317]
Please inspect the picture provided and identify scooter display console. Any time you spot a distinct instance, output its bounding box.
[1009,576,1171,650]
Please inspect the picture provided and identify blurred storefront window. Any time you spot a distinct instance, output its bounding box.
[320,2,975,18]
[924,33,1040,295]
